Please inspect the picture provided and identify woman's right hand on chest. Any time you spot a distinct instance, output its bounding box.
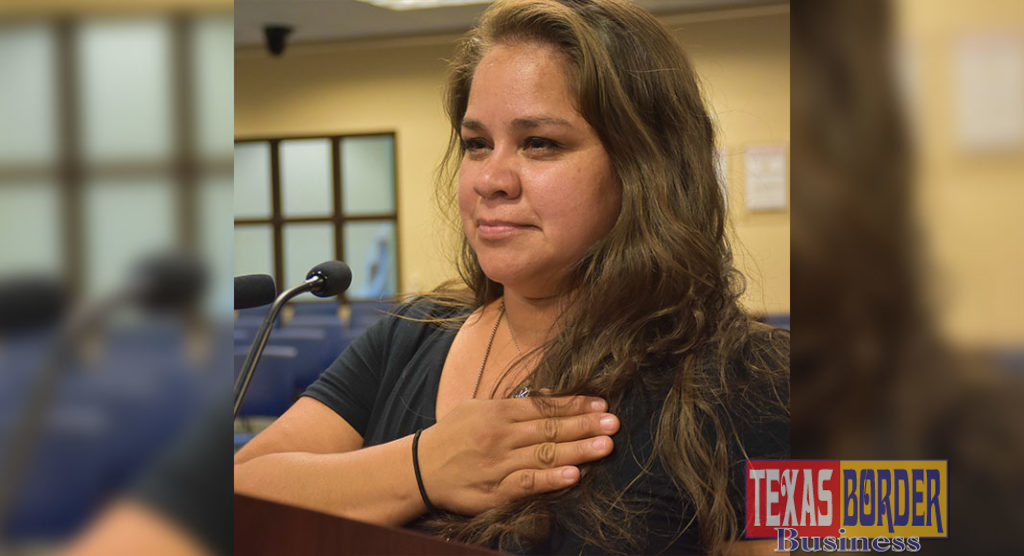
[415,395,619,516]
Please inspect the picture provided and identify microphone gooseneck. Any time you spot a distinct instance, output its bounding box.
[233,261,352,418]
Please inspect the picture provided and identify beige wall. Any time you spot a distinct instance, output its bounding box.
[235,5,791,315]
[666,7,791,315]
[236,36,460,295]
[897,0,1024,348]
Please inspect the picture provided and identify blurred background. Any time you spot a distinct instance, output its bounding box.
[792,0,1023,553]
[0,0,232,554]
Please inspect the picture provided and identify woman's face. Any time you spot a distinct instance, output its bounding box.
[458,42,621,298]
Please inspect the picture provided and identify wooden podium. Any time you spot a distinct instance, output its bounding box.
[235,494,504,555]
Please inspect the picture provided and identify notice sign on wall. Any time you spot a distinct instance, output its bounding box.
[955,34,1024,150]
[745,145,788,211]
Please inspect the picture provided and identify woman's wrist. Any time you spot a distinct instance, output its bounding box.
[412,428,440,514]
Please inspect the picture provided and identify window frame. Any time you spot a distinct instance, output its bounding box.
[0,15,232,296]
[233,132,400,302]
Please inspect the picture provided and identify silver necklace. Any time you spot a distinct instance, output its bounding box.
[505,304,531,398]
[507,308,523,357]
[472,301,506,399]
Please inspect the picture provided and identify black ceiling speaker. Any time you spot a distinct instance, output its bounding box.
[264,25,293,56]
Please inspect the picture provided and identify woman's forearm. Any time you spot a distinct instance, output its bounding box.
[233,433,425,526]
[233,396,616,525]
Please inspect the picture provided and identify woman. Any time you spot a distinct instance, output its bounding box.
[234,1,788,554]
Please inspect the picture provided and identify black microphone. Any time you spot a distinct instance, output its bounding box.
[0,275,68,335]
[129,251,208,311]
[234,274,277,310]
[233,261,352,418]
[306,260,352,298]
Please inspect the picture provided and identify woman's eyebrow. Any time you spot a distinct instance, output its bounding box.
[460,116,573,131]
[511,116,572,129]
[461,118,486,131]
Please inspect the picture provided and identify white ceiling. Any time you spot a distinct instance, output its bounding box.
[235,0,785,47]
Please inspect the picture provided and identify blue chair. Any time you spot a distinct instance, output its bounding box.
[993,349,1024,373]
[234,326,257,346]
[2,412,109,540]
[761,313,790,331]
[233,345,298,417]
[261,327,336,391]
[234,432,255,452]
[285,315,344,350]
[235,304,280,330]
[1,324,205,541]
[291,301,341,317]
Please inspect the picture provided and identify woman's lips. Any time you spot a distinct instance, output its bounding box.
[476,220,532,240]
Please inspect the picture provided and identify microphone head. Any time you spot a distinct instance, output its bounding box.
[132,251,208,311]
[0,274,68,335]
[234,274,277,310]
[305,261,352,298]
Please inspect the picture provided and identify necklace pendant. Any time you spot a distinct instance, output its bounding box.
[509,384,532,398]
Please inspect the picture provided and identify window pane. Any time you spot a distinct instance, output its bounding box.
[343,221,397,299]
[78,18,172,163]
[0,23,57,165]
[84,178,177,295]
[234,226,274,278]
[0,180,62,277]
[283,224,334,291]
[234,142,271,218]
[200,176,233,319]
[192,16,233,160]
[342,135,395,216]
[281,139,332,217]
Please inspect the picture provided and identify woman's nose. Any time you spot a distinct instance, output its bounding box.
[474,149,521,200]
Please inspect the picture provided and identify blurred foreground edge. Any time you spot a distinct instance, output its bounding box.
[791,0,1024,552]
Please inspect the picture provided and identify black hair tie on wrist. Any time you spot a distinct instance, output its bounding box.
[412,428,438,513]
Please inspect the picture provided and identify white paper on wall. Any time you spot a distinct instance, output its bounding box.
[955,33,1024,151]
[744,145,787,211]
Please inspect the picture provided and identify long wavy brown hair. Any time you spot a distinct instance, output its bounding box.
[424,1,789,554]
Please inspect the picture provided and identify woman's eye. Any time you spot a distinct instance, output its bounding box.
[462,137,489,152]
[523,137,559,151]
